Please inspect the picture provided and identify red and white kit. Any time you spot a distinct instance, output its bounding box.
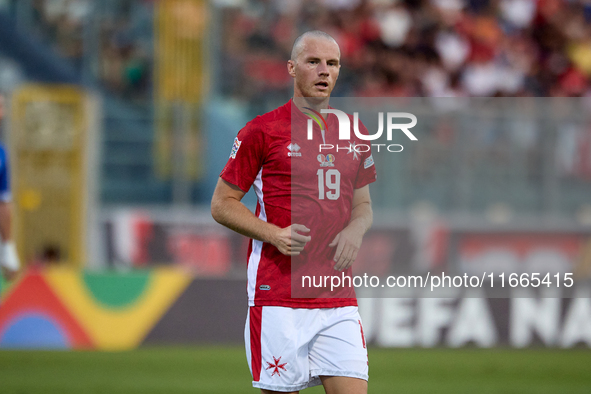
[220,100,377,307]
[220,100,376,391]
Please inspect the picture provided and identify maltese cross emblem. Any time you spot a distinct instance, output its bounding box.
[266,356,287,377]
[347,141,360,160]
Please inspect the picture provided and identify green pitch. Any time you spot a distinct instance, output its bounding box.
[1,346,590,393]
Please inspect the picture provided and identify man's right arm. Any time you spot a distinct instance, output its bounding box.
[211,178,310,256]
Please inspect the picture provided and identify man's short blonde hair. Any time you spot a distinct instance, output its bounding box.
[290,30,340,61]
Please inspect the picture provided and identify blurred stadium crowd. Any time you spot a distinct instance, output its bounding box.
[6,0,153,99]
[9,0,591,101]
[219,0,591,101]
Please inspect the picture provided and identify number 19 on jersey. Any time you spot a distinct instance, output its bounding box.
[317,169,341,200]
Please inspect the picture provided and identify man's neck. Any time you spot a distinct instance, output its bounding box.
[292,96,330,118]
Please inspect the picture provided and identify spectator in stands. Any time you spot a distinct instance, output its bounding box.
[0,91,20,282]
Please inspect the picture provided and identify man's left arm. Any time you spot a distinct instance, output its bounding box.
[329,185,373,271]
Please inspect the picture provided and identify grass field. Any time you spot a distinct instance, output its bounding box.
[1,346,590,393]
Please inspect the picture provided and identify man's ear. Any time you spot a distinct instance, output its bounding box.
[287,60,296,78]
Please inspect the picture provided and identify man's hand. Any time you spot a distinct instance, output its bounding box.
[329,185,372,271]
[272,224,311,256]
[329,222,365,271]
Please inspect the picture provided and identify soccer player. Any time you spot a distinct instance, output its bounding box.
[0,92,20,282]
[211,30,376,394]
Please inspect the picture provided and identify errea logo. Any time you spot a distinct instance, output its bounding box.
[287,143,301,157]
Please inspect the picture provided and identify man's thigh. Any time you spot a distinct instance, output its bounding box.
[308,306,369,383]
[320,376,368,394]
[259,377,368,394]
[245,306,368,392]
[245,306,321,392]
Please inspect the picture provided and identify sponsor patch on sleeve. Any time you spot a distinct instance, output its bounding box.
[364,154,374,169]
[230,137,242,159]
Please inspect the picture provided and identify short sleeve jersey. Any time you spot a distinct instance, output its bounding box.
[220,100,377,308]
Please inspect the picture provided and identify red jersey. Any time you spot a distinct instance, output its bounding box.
[220,100,377,308]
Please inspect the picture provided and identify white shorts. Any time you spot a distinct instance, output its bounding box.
[245,305,369,392]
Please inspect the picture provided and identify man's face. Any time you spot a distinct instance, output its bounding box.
[288,37,341,99]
